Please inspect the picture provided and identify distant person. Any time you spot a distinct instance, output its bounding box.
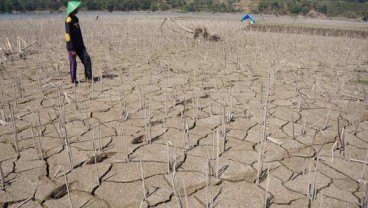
[65,1,92,84]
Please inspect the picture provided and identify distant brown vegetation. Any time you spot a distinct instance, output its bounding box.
[250,24,368,39]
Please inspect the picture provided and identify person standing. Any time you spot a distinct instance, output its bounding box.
[65,1,92,84]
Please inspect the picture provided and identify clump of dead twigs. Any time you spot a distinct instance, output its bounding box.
[160,18,223,42]
[0,37,38,62]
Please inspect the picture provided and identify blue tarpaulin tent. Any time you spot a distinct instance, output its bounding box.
[241,14,255,23]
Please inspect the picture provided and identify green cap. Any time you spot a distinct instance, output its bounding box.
[66,1,81,15]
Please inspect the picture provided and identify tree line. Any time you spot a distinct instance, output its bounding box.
[0,0,239,13]
[0,0,367,20]
[257,0,368,19]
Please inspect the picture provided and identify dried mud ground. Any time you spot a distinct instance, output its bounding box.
[0,14,368,208]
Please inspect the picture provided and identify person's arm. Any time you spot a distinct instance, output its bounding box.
[65,17,74,51]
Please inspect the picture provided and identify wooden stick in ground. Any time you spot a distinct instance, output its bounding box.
[91,78,94,100]
[182,180,189,208]
[47,112,64,146]
[36,111,44,159]
[312,155,320,200]
[63,169,73,208]
[354,119,361,136]
[256,88,269,184]
[322,104,332,130]
[170,172,183,208]
[63,127,74,171]
[37,76,43,100]
[36,126,43,160]
[264,166,270,208]
[292,107,295,140]
[9,104,19,156]
[216,128,220,178]
[0,162,5,190]
[349,158,368,165]
[139,158,147,200]
[98,124,102,152]
[84,96,89,128]
[148,107,152,144]
[13,82,17,107]
[73,84,78,110]
[15,196,33,208]
[1,83,4,108]
[301,117,306,135]
[166,141,171,174]
[361,149,368,181]
[32,121,42,157]
[92,141,100,186]
[52,165,62,181]
[222,105,226,154]
[119,123,129,162]
[144,107,148,144]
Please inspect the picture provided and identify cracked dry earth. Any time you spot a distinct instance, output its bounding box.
[0,14,368,208]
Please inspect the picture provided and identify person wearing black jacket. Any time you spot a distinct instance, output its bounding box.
[65,1,92,84]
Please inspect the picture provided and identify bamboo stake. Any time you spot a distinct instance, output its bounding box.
[37,76,43,100]
[74,84,78,110]
[17,76,24,98]
[222,105,226,153]
[16,196,33,208]
[92,141,100,186]
[84,96,89,128]
[170,172,182,208]
[98,124,102,152]
[166,141,171,174]
[307,158,313,198]
[322,104,332,130]
[216,128,220,179]
[164,87,168,116]
[1,82,4,108]
[47,112,64,146]
[257,84,269,184]
[63,127,74,171]
[30,119,40,159]
[361,150,368,181]
[9,104,19,156]
[0,162,5,190]
[13,82,17,107]
[354,119,360,136]
[91,78,94,100]
[206,156,209,207]
[264,166,270,208]
[36,111,44,159]
[301,117,306,135]
[182,180,189,208]
[52,165,62,181]
[99,67,102,91]
[144,108,148,144]
[119,123,129,162]
[139,158,147,200]
[64,170,73,208]
[148,107,152,144]
[292,107,295,140]
[312,155,320,200]
[350,158,368,164]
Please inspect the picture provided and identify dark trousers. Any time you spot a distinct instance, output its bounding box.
[68,49,92,82]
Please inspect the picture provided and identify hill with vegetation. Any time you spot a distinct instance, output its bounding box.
[0,0,367,20]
